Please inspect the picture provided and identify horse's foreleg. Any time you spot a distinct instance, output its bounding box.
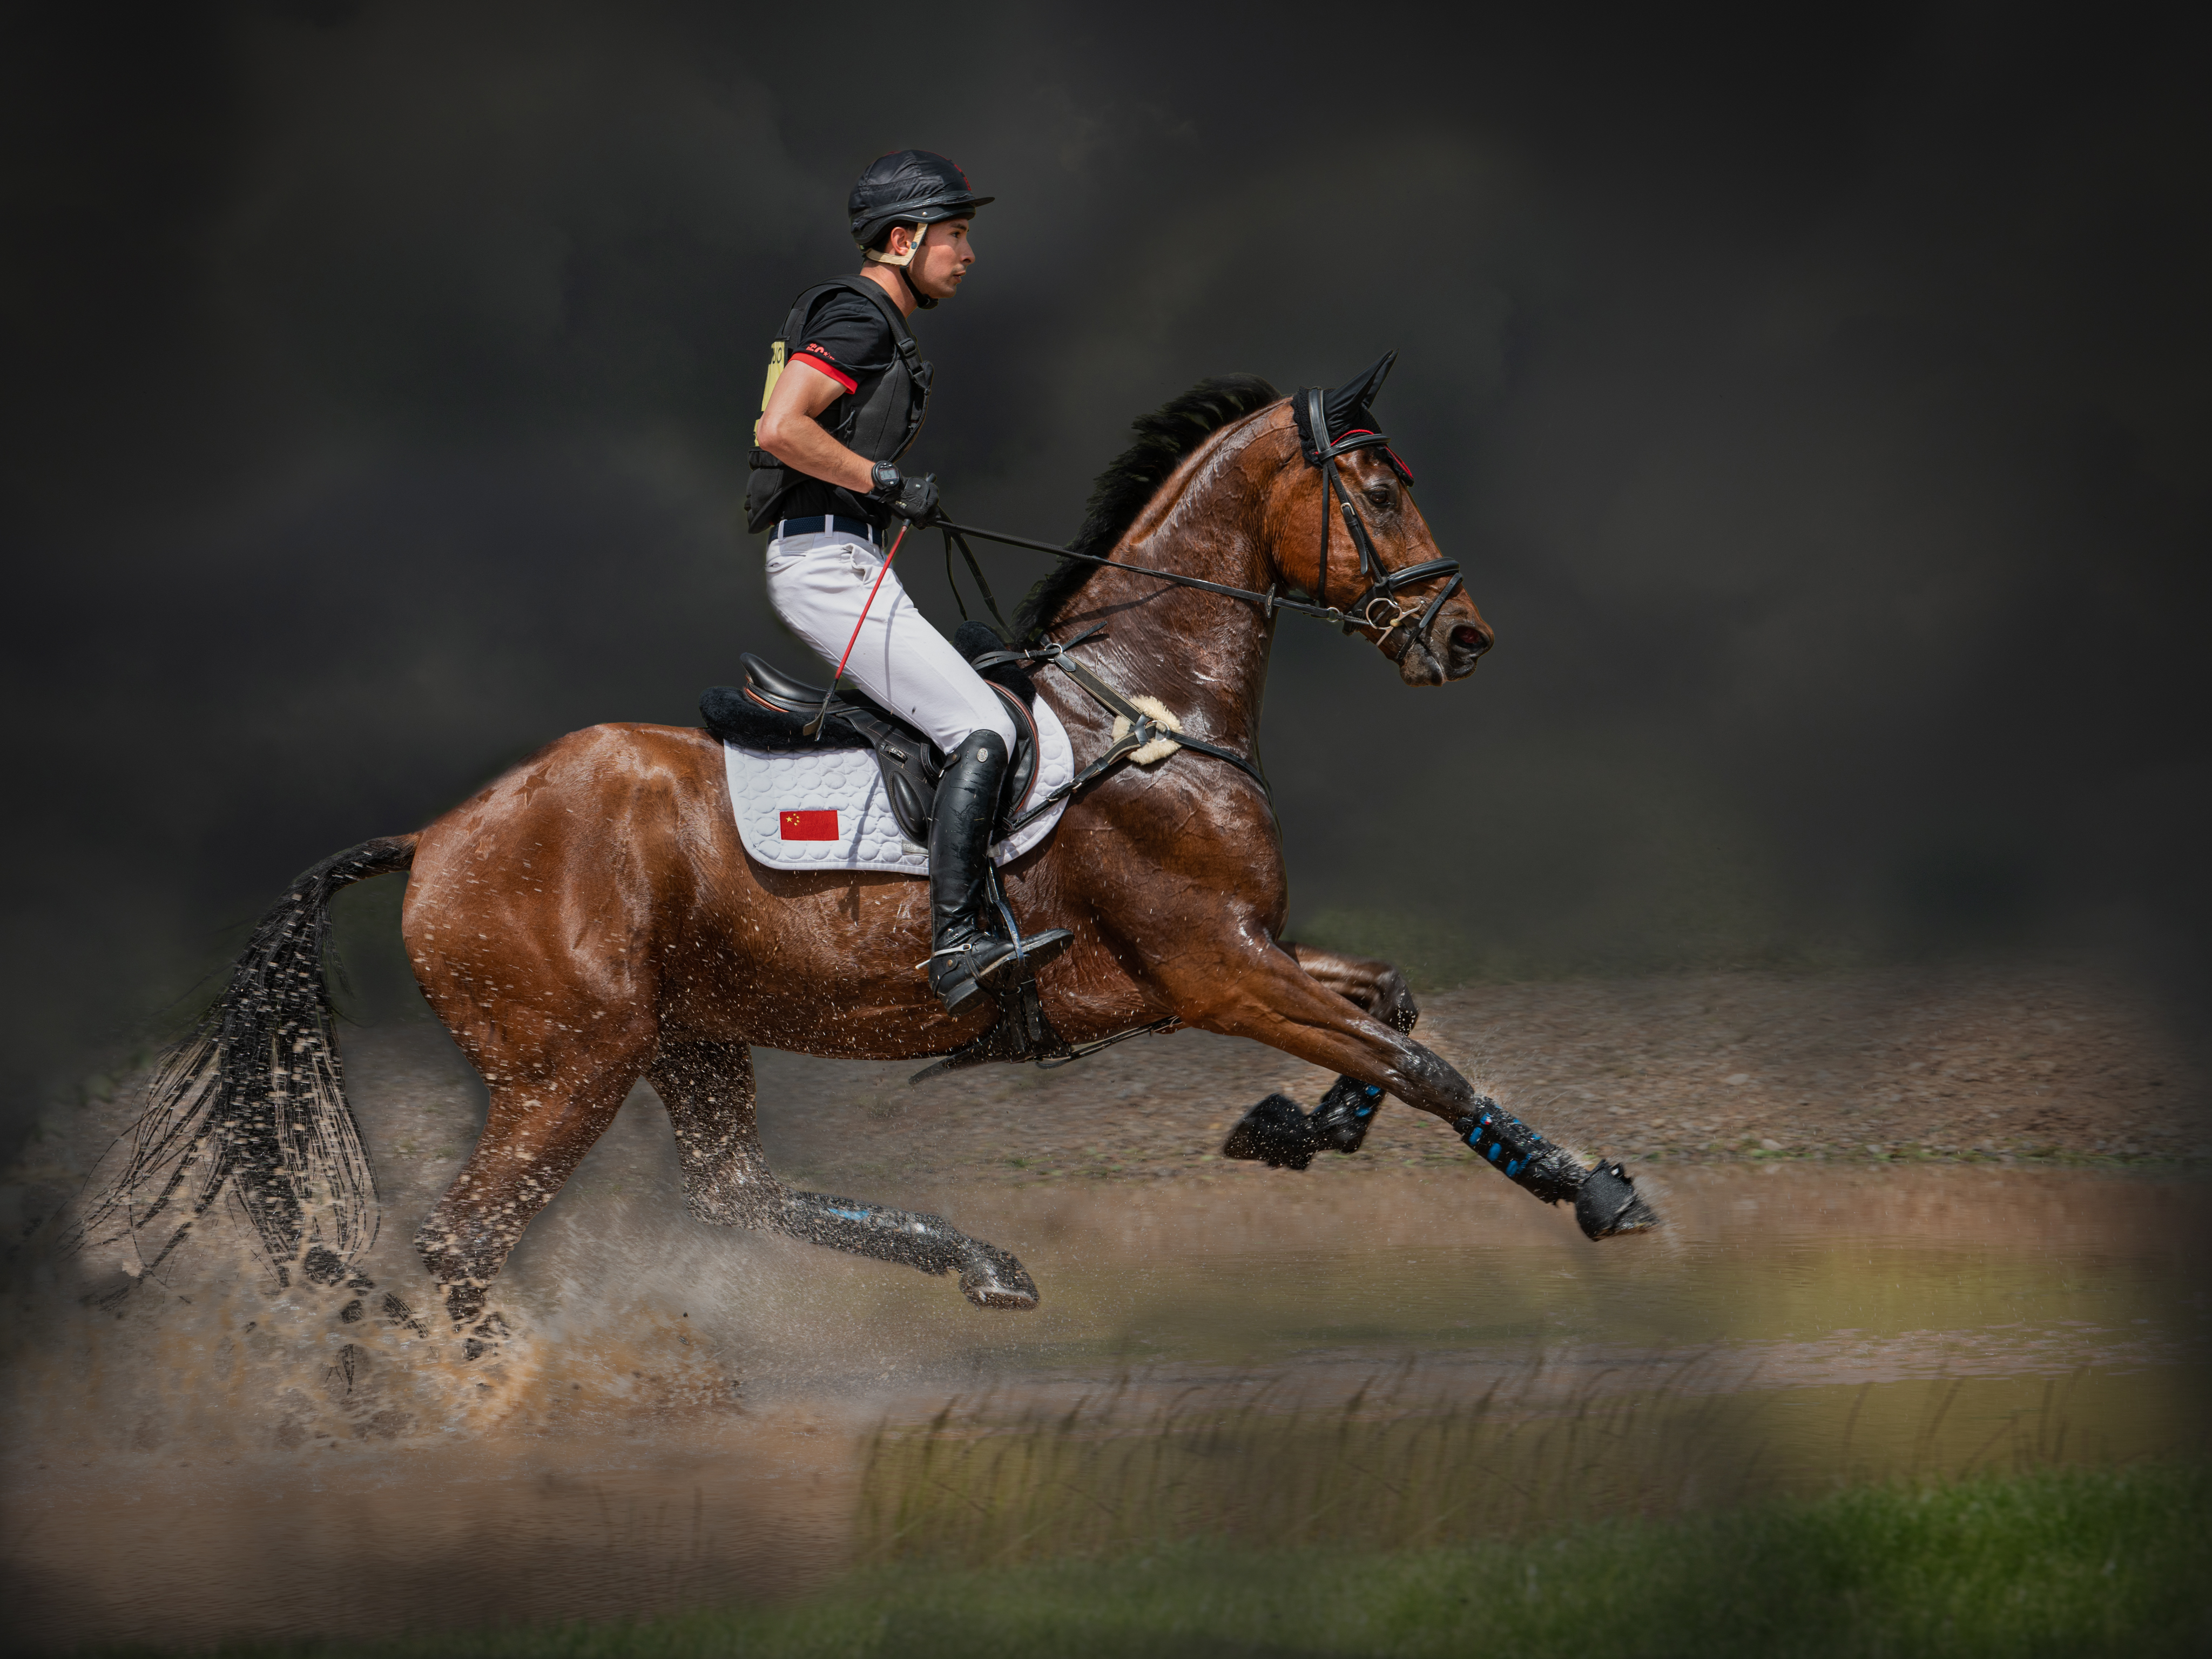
[1184,945,1655,1238]
[649,1038,1040,1311]
[1281,942,1419,1034]
[1247,943,1423,1160]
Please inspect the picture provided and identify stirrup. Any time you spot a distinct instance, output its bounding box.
[973,928,1073,992]
[928,930,1073,1009]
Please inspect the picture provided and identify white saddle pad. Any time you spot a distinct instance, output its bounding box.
[723,695,1076,874]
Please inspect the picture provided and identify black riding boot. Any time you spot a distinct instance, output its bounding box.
[927,730,1073,1015]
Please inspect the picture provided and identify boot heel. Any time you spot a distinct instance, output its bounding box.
[934,963,992,1016]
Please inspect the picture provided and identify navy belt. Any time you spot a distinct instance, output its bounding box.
[774,514,881,543]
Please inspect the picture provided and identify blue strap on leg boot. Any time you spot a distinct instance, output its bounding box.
[1455,1095,1658,1239]
[1222,1076,1382,1169]
[1222,993,1407,1169]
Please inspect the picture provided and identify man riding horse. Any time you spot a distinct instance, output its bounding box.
[747,150,1071,1018]
[77,153,1660,1349]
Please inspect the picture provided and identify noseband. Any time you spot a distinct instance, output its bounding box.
[1301,388,1465,642]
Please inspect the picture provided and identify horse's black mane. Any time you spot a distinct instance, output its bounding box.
[1014,373,1280,640]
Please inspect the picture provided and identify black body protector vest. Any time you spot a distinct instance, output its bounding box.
[744,277,932,533]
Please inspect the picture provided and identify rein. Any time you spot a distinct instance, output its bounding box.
[933,403,1461,643]
[939,512,1458,640]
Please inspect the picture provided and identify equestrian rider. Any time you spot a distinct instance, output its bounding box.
[747,151,1073,1017]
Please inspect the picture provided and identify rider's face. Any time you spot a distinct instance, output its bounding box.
[908,218,975,300]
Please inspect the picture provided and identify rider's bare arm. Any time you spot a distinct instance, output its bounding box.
[757,356,876,494]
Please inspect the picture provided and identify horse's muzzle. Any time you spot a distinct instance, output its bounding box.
[1448,619,1495,674]
[1400,614,1494,685]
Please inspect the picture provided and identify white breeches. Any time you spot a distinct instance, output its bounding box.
[764,529,1017,756]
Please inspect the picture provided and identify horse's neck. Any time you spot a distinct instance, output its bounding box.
[1048,457,1275,746]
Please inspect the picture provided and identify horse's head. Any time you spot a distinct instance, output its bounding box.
[1260,354,1493,686]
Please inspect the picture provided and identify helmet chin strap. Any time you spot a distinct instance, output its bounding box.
[864,224,938,310]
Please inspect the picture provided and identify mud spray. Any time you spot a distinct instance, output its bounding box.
[1,1023,899,1650]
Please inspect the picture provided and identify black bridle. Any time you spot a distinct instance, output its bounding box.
[1301,388,1465,641]
[933,400,1464,649]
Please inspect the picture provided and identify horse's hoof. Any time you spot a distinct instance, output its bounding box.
[959,1245,1040,1311]
[1575,1159,1660,1239]
[1310,1075,1384,1155]
[1223,1093,1317,1170]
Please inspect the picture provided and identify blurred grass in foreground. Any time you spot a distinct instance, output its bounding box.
[114,1464,2212,1657]
[859,1365,2204,1562]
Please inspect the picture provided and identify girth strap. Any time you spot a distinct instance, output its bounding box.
[970,631,1270,832]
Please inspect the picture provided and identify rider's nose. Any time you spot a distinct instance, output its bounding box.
[1451,622,1493,656]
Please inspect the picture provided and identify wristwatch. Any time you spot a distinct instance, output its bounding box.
[869,462,901,499]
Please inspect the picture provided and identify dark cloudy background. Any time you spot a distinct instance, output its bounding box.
[4,0,2208,1144]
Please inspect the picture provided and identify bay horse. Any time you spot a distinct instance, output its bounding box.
[81,366,1655,1350]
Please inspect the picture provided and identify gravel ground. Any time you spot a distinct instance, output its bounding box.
[752,956,2209,1191]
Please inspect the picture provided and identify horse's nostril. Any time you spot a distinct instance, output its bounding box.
[1451,623,1490,652]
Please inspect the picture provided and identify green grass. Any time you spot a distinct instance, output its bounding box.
[91,1464,2212,1657]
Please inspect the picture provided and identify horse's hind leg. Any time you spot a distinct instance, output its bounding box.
[416,1051,648,1340]
[649,1037,780,1228]
[1223,943,1418,1169]
[650,1038,1040,1311]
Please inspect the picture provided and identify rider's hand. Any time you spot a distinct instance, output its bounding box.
[868,463,940,523]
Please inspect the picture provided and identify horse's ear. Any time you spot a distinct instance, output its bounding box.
[1345,351,1397,406]
[1325,350,1398,427]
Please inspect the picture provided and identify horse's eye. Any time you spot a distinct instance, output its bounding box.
[1365,486,1394,509]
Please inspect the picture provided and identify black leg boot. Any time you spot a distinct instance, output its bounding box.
[1455,1095,1660,1239]
[927,730,1073,1015]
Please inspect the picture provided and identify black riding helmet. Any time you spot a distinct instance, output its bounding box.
[849,150,991,311]
[849,149,993,247]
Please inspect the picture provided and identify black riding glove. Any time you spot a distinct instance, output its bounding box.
[868,462,940,523]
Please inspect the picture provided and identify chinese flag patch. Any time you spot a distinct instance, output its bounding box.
[779,808,839,841]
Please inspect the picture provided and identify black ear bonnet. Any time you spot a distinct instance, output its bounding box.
[1291,350,1414,484]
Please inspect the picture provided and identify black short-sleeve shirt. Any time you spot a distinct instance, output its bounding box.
[778,289,902,524]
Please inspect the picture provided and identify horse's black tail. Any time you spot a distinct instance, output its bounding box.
[70,835,418,1286]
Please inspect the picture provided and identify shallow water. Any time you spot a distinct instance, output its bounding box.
[4,1031,2206,1650]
